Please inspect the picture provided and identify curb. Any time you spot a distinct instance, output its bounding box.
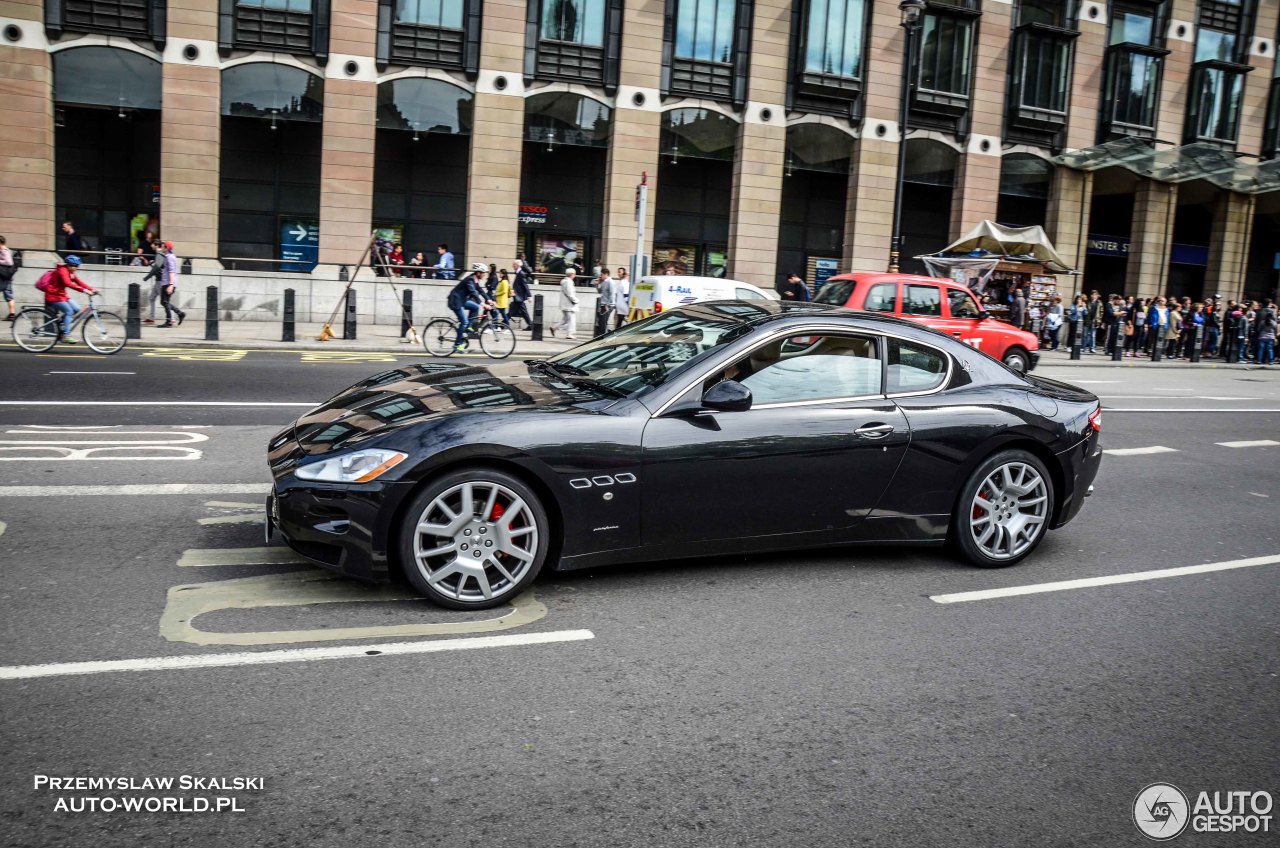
[1035,356,1266,371]
[66,335,575,357]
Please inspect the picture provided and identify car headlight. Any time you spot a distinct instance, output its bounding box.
[295,449,407,483]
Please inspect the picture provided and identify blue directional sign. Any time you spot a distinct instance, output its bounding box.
[280,219,319,272]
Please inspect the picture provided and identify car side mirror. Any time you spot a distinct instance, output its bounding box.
[702,380,752,413]
[978,310,990,320]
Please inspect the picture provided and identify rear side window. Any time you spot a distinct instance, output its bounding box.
[863,283,897,312]
[887,339,949,394]
[948,289,982,318]
[903,284,942,316]
[735,287,766,300]
[812,279,855,306]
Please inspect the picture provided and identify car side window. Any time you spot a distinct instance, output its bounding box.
[949,289,982,319]
[731,334,882,405]
[735,287,765,300]
[887,338,948,394]
[863,284,897,313]
[904,284,942,316]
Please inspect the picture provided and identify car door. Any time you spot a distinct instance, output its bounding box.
[639,331,910,547]
[935,287,991,354]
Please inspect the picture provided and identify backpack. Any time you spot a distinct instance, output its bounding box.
[34,269,56,293]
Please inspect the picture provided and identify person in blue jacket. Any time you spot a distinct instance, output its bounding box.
[446,263,493,352]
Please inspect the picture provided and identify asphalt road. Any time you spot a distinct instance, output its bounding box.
[1,347,1278,847]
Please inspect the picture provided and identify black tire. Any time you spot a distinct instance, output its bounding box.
[950,448,1054,568]
[12,307,58,352]
[82,310,127,354]
[479,320,516,359]
[1002,346,1031,374]
[398,467,550,610]
[423,318,459,357]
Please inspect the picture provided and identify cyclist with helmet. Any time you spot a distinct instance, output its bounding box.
[44,255,96,344]
[446,263,495,352]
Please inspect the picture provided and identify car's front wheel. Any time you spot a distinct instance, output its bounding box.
[951,449,1053,568]
[398,468,549,609]
[1002,346,1031,374]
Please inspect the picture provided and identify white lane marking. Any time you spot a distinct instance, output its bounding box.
[1063,380,1121,384]
[1103,446,1179,456]
[0,520,5,537]
[930,554,1280,605]
[1200,396,1258,401]
[1250,492,1270,498]
[204,501,262,509]
[0,483,270,497]
[177,547,305,567]
[0,401,315,407]
[0,630,596,680]
[2,429,208,444]
[1098,395,1182,399]
[48,371,136,375]
[1217,440,1280,448]
[0,447,202,461]
[197,513,266,526]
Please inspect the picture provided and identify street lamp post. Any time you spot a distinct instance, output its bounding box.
[888,0,927,274]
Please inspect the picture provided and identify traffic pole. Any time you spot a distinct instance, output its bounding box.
[125,282,141,340]
[205,286,219,342]
[282,288,295,342]
[531,293,544,341]
[401,288,412,338]
[343,288,357,340]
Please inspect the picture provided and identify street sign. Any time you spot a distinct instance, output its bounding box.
[280,219,319,272]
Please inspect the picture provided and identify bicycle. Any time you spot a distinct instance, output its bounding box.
[421,310,517,359]
[11,294,128,354]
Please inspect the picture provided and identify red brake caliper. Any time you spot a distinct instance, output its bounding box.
[488,503,507,560]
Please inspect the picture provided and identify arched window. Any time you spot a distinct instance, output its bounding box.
[660,108,739,161]
[524,92,611,147]
[997,154,1052,227]
[376,77,473,134]
[53,47,161,111]
[221,63,324,122]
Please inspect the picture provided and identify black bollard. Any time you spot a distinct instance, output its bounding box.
[1151,325,1163,361]
[205,286,219,341]
[1069,318,1082,360]
[282,288,295,342]
[126,282,141,339]
[531,293,544,341]
[1190,323,1203,363]
[1111,323,1123,361]
[343,288,357,340]
[401,289,413,338]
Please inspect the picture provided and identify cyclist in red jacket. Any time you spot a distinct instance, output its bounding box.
[44,255,96,344]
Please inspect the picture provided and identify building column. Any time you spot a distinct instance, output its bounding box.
[1044,167,1092,275]
[1204,192,1255,302]
[950,146,1001,237]
[160,0,223,263]
[1156,0,1197,146]
[0,16,55,251]
[726,0,789,289]
[951,0,1010,238]
[1239,3,1278,157]
[316,0,378,266]
[463,0,526,267]
[1126,180,1177,300]
[601,0,664,272]
[844,133,897,273]
[1064,1,1107,152]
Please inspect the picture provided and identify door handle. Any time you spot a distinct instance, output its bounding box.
[855,423,894,439]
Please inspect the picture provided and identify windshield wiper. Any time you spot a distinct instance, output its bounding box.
[525,359,628,397]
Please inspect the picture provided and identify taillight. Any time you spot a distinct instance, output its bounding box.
[654,301,664,313]
[1088,406,1102,432]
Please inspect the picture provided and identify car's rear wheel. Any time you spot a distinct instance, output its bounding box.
[951,449,1053,568]
[398,468,549,609]
[1002,346,1031,374]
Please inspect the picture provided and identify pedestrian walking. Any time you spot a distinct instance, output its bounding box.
[156,241,186,328]
[140,245,167,324]
[1045,296,1063,350]
[595,268,618,337]
[509,259,533,329]
[551,267,579,340]
[1085,290,1102,352]
[613,266,630,330]
[779,272,810,302]
[1232,304,1250,363]
[493,269,512,324]
[1009,287,1027,331]
[60,220,85,256]
[1257,300,1277,365]
[0,235,16,322]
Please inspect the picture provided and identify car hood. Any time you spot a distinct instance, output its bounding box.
[283,360,614,456]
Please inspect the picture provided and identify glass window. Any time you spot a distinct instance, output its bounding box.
[1192,66,1244,141]
[221,63,324,122]
[674,0,737,63]
[1109,9,1154,46]
[888,339,948,394]
[53,47,162,111]
[735,287,766,300]
[863,283,897,313]
[376,78,473,134]
[396,0,464,28]
[949,289,982,319]
[813,279,856,306]
[738,335,882,404]
[1018,0,1068,28]
[1195,28,1236,62]
[541,0,606,45]
[903,284,942,316]
[239,0,312,9]
[1108,49,1161,129]
[919,12,974,95]
[1017,29,1071,112]
[804,0,866,78]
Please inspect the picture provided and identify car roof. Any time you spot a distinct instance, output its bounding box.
[640,275,754,287]
[825,272,964,288]
[669,299,950,336]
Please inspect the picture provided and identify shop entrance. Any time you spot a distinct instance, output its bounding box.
[779,124,853,291]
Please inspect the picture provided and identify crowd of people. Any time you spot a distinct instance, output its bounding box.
[1016,288,1278,365]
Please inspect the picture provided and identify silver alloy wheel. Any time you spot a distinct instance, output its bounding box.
[968,461,1048,560]
[412,480,539,602]
[1004,350,1028,373]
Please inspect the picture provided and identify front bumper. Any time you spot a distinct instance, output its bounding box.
[1028,350,1040,371]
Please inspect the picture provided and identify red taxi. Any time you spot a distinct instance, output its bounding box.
[813,273,1040,373]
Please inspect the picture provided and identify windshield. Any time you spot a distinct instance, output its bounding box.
[813,279,855,306]
[546,305,764,396]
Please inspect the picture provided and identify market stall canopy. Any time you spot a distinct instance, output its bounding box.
[922,221,1074,274]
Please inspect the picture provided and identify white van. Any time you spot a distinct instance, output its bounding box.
[627,275,775,317]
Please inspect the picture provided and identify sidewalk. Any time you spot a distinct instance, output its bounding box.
[122,319,582,357]
[1034,348,1269,371]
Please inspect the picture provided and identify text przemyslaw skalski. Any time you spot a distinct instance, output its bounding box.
[34,775,264,791]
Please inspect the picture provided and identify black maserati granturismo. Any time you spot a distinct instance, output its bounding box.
[267,301,1102,609]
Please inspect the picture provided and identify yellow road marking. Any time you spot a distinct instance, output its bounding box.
[177,547,307,567]
[299,351,400,363]
[158,571,548,646]
[141,348,248,361]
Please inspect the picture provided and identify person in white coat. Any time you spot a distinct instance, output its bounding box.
[612,267,630,330]
[553,267,579,339]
